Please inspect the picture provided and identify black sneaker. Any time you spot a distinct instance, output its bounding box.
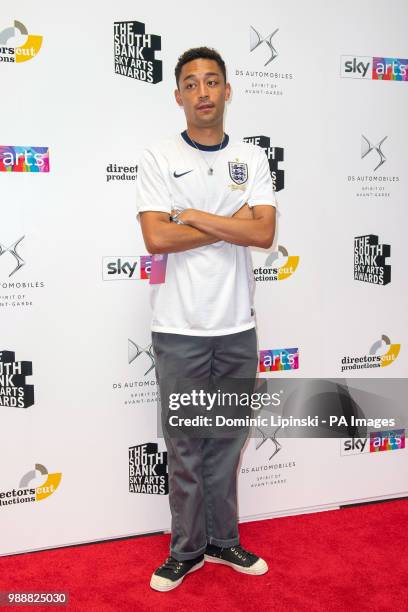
[204,544,268,575]
[150,555,204,592]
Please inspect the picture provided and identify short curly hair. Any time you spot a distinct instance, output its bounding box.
[175,47,227,87]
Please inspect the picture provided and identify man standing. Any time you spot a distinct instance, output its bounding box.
[136,47,276,592]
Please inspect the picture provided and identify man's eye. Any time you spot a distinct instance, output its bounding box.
[208,80,218,86]
[186,83,195,89]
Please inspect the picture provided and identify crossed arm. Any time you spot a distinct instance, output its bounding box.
[139,204,276,255]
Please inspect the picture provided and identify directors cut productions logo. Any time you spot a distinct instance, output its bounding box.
[106,162,138,182]
[341,334,401,373]
[243,135,284,192]
[0,20,42,63]
[346,135,399,199]
[340,430,405,456]
[129,443,168,495]
[254,245,299,282]
[341,55,408,81]
[259,348,299,372]
[102,256,151,280]
[114,20,162,83]
[234,26,294,97]
[0,350,34,409]
[0,463,62,508]
[354,235,391,285]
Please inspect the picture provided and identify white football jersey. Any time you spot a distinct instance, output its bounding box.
[136,131,276,336]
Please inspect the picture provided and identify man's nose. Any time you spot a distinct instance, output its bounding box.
[198,81,209,98]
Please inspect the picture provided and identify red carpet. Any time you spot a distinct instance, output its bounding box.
[0,499,407,611]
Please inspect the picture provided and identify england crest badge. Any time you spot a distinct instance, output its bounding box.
[228,161,248,185]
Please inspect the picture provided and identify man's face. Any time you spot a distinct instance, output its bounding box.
[175,58,231,129]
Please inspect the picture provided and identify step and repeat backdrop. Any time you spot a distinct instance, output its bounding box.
[1,0,407,555]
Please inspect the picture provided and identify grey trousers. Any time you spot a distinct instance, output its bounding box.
[152,327,258,561]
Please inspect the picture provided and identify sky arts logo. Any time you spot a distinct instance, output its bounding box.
[243,135,284,191]
[254,245,299,282]
[341,430,405,456]
[259,348,299,372]
[0,350,34,408]
[129,442,168,495]
[0,463,62,508]
[340,56,408,81]
[114,20,162,83]
[102,256,151,280]
[354,235,390,285]
[370,429,405,452]
[341,334,401,372]
[341,437,369,455]
[0,20,42,63]
[0,146,49,173]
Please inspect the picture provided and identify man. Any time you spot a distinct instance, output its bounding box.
[136,47,276,592]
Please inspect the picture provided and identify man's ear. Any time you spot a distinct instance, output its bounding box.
[174,88,183,107]
[225,82,231,102]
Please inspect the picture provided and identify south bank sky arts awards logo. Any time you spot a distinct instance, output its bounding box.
[346,135,399,199]
[0,20,42,63]
[0,464,62,508]
[341,55,408,81]
[354,235,391,285]
[235,26,294,97]
[243,135,284,192]
[341,334,401,373]
[129,443,168,495]
[0,350,34,409]
[114,20,162,83]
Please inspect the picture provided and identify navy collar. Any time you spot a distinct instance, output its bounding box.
[181,130,229,151]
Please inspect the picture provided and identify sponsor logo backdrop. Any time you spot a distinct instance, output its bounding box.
[0,0,407,555]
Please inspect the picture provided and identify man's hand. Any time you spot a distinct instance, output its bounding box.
[170,203,253,224]
[169,204,275,249]
[139,211,220,254]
